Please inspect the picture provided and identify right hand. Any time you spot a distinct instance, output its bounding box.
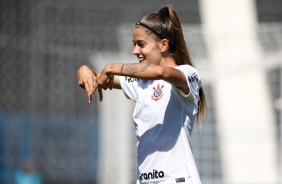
[77,65,102,104]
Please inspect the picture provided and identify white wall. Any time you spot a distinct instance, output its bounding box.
[199,0,277,183]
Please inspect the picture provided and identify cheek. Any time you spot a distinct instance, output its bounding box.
[150,48,161,59]
[140,44,161,61]
[146,45,160,55]
[147,51,162,64]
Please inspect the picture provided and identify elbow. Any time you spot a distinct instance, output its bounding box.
[152,68,165,80]
[156,67,168,80]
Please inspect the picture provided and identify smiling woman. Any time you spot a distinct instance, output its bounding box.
[77,5,205,184]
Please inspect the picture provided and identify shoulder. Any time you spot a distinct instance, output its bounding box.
[175,65,200,81]
[175,65,198,73]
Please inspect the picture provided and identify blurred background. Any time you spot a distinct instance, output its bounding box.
[0,0,281,184]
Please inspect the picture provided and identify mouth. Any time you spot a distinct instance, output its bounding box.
[138,58,145,63]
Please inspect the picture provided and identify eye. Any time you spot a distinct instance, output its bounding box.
[133,41,146,48]
[137,43,145,47]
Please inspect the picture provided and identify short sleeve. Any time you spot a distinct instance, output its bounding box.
[174,65,201,104]
[119,76,138,102]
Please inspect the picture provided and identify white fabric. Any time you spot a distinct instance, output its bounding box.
[120,65,202,184]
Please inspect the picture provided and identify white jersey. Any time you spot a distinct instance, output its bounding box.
[120,65,202,184]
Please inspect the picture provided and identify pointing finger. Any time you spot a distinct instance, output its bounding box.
[85,81,92,104]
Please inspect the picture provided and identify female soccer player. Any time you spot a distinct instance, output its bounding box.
[77,5,205,184]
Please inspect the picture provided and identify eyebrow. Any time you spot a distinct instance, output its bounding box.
[132,40,146,43]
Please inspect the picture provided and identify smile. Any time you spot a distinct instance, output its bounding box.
[138,58,145,63]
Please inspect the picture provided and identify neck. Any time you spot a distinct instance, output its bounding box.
[160,55,177,67]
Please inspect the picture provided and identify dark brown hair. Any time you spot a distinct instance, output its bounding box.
[136,5,206,125]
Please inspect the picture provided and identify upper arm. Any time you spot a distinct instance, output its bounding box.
[162,67,190,95]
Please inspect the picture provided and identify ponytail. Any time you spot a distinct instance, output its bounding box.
[197,88,206,127]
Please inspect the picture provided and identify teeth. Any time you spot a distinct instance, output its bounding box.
[139,58,144,62]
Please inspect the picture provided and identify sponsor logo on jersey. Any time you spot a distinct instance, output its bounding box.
[152,84,164,101]
[139,170,164,180]
[125,77,147,83]
[125,77,138,83]
[188,73,198,83]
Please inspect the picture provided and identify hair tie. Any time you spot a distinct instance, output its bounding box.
[159,8,170,18]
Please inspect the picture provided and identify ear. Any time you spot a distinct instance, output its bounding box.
[159,39,169,52]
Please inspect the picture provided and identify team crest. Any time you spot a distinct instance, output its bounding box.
[152,84,164,101]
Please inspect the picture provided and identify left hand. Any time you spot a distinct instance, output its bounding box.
[97,67,113,88]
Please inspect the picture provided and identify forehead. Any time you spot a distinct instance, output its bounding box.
[133,27,156,42]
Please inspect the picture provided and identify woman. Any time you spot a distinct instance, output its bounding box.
[77,5,205,184]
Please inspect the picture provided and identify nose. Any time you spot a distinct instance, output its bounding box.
[132,45,140,56]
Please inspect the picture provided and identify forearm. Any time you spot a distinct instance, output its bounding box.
[104,63,164,80]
